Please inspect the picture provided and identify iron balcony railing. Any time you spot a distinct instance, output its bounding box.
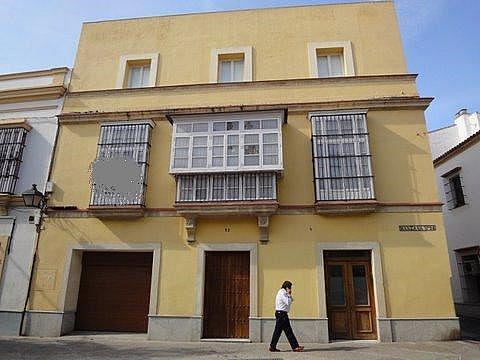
[176,172,277,202]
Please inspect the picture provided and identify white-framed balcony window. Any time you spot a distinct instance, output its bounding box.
[90,121,154,206]
[169,111,284,174]
[311,111,374,201]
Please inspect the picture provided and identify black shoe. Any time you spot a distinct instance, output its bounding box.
[269,347,281,352]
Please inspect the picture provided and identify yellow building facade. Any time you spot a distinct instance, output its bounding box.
[25,2,459,342]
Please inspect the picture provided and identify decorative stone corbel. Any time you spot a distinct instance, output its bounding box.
[257,215,270,243]
[185,216,197,244]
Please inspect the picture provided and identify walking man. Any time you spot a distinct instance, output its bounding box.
[269,281,304,352]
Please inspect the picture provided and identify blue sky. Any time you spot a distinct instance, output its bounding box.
[0,0,478,130]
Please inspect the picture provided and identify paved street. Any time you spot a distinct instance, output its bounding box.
[0,334,479,360]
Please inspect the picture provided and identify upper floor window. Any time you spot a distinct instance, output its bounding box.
[0,127,28,194]
[308,41,355,78]
[317,51,344,78]
[115,53,158,89]
[210,46,253,83]
[170,111,283,173]
[442,167,466,209]
[90,121,153,206]
[311,111,374,201]
[218,54,245,83]
[127,62,151,88]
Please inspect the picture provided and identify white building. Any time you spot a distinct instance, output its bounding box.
[0,67,70,335]
[429,109,480,328]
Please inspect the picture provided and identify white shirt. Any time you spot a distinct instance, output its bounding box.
[275,288,293,312]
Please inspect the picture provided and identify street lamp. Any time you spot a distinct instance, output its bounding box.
[21,184,46,209]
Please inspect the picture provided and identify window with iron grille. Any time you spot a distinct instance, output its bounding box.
[0,127,28,194]
[90,122,152,206]
[443,169,466,209]
[456,250,480,303]
[311,112,374,201]
[176,172,276,202]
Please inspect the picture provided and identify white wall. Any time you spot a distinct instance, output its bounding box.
[0,71,68,320]
[434,140,480,303]
[429,112,480,159]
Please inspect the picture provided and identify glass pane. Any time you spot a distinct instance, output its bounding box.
[213,122,226,132]
[213,135,224,145]
[227,156,238,166]
[352,265,369,305]
[192,158,207,167]
[227,135,239,145]
[263,144,278,155]
[176,124,192,133]
[261,119,278,129]
[212,157,223,167]
[227,121,239,131]
[192,147,207,156]
[218,60,231,82]
[129,66,142,87]
[244,134,259,144]
[317,55,329,77]
[330,54,344,76]
[212,147,223,156]
[193,123,208,132]
[233,60,244,81]
[141,66,150,86]
[193,137,207,146]
[263,155,278,165]
[328,265,345,306]
[174,148,188,157]
[175,137,189,147]
[173,158,188,168]
[263,133,278,143]
[244,120,260,130]
[245,156,259,165]
[244,144,259,155]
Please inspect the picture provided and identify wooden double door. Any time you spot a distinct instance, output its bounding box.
[324,251,377,340]
[203,251,250,339]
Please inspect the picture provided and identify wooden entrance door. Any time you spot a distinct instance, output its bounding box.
[75,252,153,333]
[324,251,377,340]
[203,251,250,339]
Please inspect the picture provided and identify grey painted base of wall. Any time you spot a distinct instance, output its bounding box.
[379,318,460,342]
[148,316,459,343]
[22,311,75,337]
[0,311,22,336]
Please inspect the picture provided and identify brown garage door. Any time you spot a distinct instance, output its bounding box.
[75,252,153,333]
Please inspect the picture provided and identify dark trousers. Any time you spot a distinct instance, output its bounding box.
[270,310,299,349]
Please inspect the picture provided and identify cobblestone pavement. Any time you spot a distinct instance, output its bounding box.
[0,334,479,359]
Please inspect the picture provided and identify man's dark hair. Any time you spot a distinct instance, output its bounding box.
[281,281,292,290]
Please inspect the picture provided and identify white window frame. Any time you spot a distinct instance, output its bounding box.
[210,46,253,83]
[218,58,245,83]
[127,64,151,88]
[169,111,284,174]
[316,53,344,78]
[308,41,355,78]
[116,53,159,89]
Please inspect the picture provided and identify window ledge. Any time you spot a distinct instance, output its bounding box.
[314,200,378,215]
[87,205,145,219]
[174,200,278,216]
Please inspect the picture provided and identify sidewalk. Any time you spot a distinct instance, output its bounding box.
[0,334,479,359]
